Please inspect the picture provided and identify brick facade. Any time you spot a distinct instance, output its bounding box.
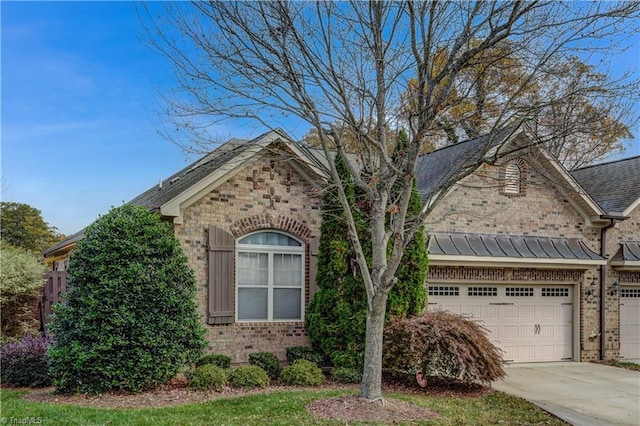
[174,155,321,363]
[424,156,611,361]
[601,206,640,359]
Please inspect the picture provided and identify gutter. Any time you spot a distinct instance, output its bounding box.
[598,214,627,360]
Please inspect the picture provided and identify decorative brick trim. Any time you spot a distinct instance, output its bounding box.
[229,213,312,241]
[428,266,583,282]
[429,267,505,281]
[620,271,640,284]
[510,268,583,282]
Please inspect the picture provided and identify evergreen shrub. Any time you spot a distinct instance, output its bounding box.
[196,353,232,369]
[187,364,228,392]
[0,334,52,387]
[228,365,270,389]
[48,204,206,394]
[305,143,428,371]
[330,366,361,384]
[249,352,281,380]
[285,346,323,367]
[280,359,325,386]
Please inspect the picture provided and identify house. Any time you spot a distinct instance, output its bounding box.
[43,127,640,364]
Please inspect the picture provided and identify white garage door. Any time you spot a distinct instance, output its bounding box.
[620,287,640,359]
[428,284,573,363]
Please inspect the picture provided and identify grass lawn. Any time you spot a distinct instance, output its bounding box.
[1,387,567,425]
[598,360,640,372]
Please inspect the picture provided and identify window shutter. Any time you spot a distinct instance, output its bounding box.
[208,225,235,325]
[308,236,319,299]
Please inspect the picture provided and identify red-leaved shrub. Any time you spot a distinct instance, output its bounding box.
[0,334,52,387]
[383,310,505,384]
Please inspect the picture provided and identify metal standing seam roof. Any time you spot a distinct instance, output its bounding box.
[428,232,604,261]
[611,241,640,262]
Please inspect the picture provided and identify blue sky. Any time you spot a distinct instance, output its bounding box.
[2,2,639,236]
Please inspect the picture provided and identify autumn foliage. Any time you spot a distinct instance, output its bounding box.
[383,310,506,385]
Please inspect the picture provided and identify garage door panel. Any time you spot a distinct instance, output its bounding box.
[536,305,555,319]
[620,287,640,359]
[428,284,573,363]
[518,305,535,318]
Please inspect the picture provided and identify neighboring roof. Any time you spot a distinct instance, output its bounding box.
[610,241,640,270]
[428,232,606,267]
[415,125,523,202]
[42,229,85,257]
[571,156,640,216]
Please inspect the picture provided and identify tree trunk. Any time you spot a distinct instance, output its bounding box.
[360,289,389,400]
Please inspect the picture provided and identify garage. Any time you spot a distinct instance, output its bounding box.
[619,287,640,359]
[428,284,573,363]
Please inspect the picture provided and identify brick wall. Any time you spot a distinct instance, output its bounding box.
[601,206,640,359]
[174,155,322,363]
[424,156,604,361]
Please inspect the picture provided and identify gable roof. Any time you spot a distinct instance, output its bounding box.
[415,125,523,202]
[571,156,640,216]
[130,130,286,210]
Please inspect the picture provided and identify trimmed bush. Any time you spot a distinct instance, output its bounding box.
[331,366,361,384]
[0,335,52,387]
[383,310,506,385]
[48,204,207,394]
[285,346,323,367]
[196,354,232,370]
[188,364,228,392]
[280,359,325,386]
[228,365,270,389]
[249,352,281,380]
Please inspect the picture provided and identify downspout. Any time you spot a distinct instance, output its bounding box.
[599,219,615,360]
[598,215,626,360]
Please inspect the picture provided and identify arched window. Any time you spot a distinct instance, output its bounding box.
[236,231,304,321]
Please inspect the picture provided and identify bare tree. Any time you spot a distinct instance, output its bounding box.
[141,1,640,400]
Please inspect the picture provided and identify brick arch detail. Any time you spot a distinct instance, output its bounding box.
[229,214,313,241]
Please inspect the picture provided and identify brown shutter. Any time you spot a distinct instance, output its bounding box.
[308,236,319,299]
[208,226,235,325]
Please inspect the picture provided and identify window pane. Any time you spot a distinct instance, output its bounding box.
[238,288,268,320]
[274,254,302,286]
[238,252,268,286]
[239,232,301,246]
[273,288,301,320]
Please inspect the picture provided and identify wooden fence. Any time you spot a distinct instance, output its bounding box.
[43,271,67,324]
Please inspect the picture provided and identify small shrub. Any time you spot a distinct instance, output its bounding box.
[280,359,325,386]
[0,335,52,387]
[249,352,281,380]
[196,354,232,370]
[187,364,228,392]
[285,346,323,367]
[383,310,506,385]
[331,366,361,384]
[228,365,270,389]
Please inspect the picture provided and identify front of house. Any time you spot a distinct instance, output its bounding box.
[43,128,640,364]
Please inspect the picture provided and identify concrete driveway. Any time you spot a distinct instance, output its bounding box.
[493,362,640,426]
